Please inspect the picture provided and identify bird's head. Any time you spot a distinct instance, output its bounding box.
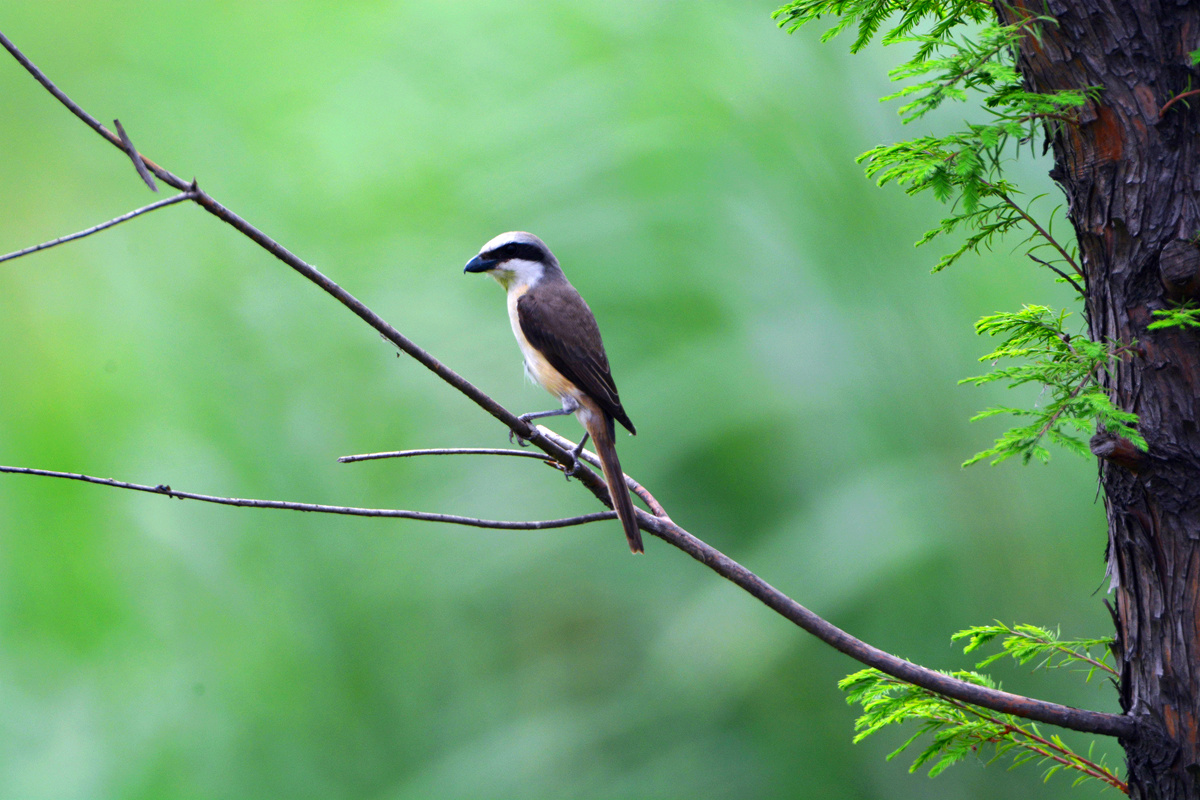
[464,231,556,290]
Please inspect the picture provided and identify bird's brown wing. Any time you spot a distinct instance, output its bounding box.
[517,284,635,435]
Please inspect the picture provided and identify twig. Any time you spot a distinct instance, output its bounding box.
[0,32,138,160]
[0,29,1136,741]
[338,447,549,464]
[946,697,1128,792]
[1159,88,1200,118]
[113,118,157,191]
[929,14,1042,97]
[0,465,615,530]
[980,179,1084,278]
[614,469,671,521]
[339,438,675,522]
[1004,194,1083,277]
[1004,626,1119,677]
[1011,110,1080,127]
[1028,252,1085,296]
[0,191,195,264]
[536,427,673,521]
[1032,371,1093,444]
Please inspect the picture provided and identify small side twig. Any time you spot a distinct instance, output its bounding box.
[1028,253,1085,296]
[0,465,616,530]
[339,439,676,522]
[1159,88,1200,118]
[1034,371,1093,442]
[113,118,157,191]
[338,447,549,464]
[944,697,1129,792]
[0,191,196,265]
[537,427,673,521]
[986,183,1083,278]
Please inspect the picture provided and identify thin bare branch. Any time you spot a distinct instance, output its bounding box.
[338,447,549,464]
[615,469,671,521]
[1159,88,1200,117]
[0,465,615,530]
[339,436,676,522]
[1028,252,1084,296]
[1006,625,1120,677]
[986,182,1084,278]
[0,191,195,265]
[0,29,1136,741]
[944,697,1129,792]
[536,427,673,521]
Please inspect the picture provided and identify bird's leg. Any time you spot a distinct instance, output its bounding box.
[509,396,579,446]
[509,407,570,446]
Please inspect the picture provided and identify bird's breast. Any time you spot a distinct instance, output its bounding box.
[506,284,578,401]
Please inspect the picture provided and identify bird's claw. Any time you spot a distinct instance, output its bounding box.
[510,417,535,447]
[562,455,581,481]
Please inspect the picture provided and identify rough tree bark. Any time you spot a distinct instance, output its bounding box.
[997,1,1200,796]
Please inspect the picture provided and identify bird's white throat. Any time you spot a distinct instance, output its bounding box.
[491,258,545,292]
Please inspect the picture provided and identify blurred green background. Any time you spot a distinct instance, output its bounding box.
[0,3,1119,798]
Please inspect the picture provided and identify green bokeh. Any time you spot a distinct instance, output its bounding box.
[0,3,1118,798]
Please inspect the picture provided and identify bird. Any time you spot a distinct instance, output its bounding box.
[464,231,642,553]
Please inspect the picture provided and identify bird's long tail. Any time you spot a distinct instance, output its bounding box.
[585,411,643,554]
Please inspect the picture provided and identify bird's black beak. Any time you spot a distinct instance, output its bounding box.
[464,255,498,274]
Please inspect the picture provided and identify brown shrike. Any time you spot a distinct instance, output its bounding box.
[464,232,642,553]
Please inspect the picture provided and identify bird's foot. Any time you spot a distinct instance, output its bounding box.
[562,454,581,481]
[561,433,589,481]
[509,415,538,447]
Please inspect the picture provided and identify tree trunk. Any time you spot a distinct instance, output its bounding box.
[996,1,1200,796]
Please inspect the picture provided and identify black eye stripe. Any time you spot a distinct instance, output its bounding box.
[485,242,546,263]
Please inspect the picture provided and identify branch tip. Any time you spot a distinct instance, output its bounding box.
[0,191,196,265]
[1028,252,1085,296]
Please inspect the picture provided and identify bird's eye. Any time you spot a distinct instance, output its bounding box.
[485,244,514,261]
[484,242,543,263]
